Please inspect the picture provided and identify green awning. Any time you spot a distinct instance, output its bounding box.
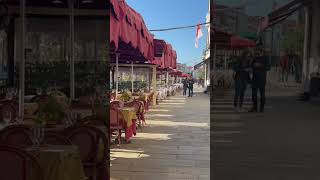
[238,32,258,41]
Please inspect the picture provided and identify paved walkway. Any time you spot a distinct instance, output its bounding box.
[111,91,210,180]
[212,85,320,180]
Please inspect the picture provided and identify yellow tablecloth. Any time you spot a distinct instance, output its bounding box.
[120,107,137,127]
[24,103,38,116]
[27,145,86,180]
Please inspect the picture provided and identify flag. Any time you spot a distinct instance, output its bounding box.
[195,23,203,48]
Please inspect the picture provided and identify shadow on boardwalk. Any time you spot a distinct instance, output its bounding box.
[212,86,320,180]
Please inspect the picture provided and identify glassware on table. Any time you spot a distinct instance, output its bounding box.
[3,111,11,124]
[32,123,44,148]
[12,88,18,97]
[36,88,42,95]
[6,88,13,100]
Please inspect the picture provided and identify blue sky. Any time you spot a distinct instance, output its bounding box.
[126,0,209,66]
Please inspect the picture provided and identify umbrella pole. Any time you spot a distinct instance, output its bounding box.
[19,0,26,119]
[116,53,119,98]
[69,0,75,100]
[131,61,134,93]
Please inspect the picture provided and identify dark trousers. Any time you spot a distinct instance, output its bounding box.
[234,78,247,108]
[183,88,187,96]
[252,85,266,111]
[188,87,193,97]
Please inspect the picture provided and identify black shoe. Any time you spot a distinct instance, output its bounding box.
[259,109,264,113]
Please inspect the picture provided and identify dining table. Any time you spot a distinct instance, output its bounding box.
[26,145,86,180]
[119,107,137,143]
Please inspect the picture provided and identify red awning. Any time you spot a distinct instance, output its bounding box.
[110,0,154,63]
[230,36,256,48]
[264,0,310,29]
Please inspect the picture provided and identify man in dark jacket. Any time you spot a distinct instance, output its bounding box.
[249,48,270,113]
[233,51,251,112]
[182,78,188,96]
[188,78,194,97]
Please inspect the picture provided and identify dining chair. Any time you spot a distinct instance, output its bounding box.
[109,107,123,145]
[0,145,44,180]
[0,125,33,148]
[0,102,18,123]
[124,100,145,127]
[110,101,121,109]
[66,125,109,180]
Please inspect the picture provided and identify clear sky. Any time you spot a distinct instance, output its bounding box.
[126,0,209,66]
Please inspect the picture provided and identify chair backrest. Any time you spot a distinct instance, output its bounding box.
[1,102,17,123]
[110,101,121,109]
[0,125,33,148]
[0,145,44,180]
[42,132,72,145]
[110,107,120,126]
[124,100,141,113]
[110,93,116,101]
[66,125,98,163]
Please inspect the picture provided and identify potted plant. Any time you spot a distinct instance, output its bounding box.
[37,96,66,126]
[119,91,131,102]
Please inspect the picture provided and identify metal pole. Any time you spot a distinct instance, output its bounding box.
[18,0,26,119]
[69,0,75,99]
[212,44,217,86]
[270,27,274,68]
[115,53,119,98]
[302,6,311,93]
[131,61,134,93]
[204,63,207,86]
[166,71,169,88]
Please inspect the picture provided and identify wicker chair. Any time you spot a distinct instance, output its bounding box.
[110,107,123,145]
[124,100,145,127]
[0,125,33,148]
[66,125,109,180]
[0,145,44,180]
[0,102,18,123]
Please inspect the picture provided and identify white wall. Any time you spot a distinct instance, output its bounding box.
[309,0,320,74]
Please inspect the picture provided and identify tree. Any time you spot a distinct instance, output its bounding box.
[280,24,304,58]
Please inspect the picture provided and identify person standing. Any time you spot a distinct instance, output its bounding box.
[188,77,194,97]
[233,51,251,112]
[249,48,270,113]
[182,78,188,96]
[280,51,289,82]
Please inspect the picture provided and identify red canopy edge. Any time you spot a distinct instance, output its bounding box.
[110,0,178,67]
[230,36,256,48]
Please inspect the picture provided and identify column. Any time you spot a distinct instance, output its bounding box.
[69,0,75,99]
[131,61,134,93]
[115,53,119,98]
[152,65,157,105]
[302,6,311,93]
[18,0,26,119]
[204,63,207,86]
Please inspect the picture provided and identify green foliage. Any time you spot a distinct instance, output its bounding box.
[37,96,65,124]
[281,24,304,57]
[119,91,131,102]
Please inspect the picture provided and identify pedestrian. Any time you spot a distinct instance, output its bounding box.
[293,53,302,83]
[188,77,194,97]
[280,51,289,82]
[249,48,270,113]
[182,78,188,96]
[233,51,251,112]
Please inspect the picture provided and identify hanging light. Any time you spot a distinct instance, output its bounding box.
[52,0,63,4]
[81,0,93,3]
